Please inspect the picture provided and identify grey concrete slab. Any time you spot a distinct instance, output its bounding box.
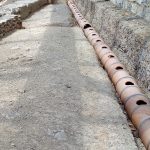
[23,4,74,28]
[0,2,138,150]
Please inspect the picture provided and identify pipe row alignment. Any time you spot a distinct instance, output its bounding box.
[68,0,150,149]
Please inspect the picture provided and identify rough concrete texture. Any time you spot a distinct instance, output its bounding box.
[0,2,141,150]
[75,0,150,96]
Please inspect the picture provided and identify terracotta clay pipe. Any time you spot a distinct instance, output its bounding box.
[125,94,150,118]
[139,118,150,150]
[68,1,150,149]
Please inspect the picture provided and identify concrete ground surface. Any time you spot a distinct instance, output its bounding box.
[0,1,144,150]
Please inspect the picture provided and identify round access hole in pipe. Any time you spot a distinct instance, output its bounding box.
[83,24,92,29]
[136,100,147,105]
[115,66,123,70]
[96,40,101,42]
[108,55,115,58]
[102,46,107,49]
[125,81,134,85]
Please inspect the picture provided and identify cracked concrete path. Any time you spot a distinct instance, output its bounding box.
[0,2,140,150]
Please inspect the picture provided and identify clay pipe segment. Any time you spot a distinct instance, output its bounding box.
[68,5,75,12]
[115,77,138,97]
[74,14,84,21]
[94,44,111,57]
[68,0,74,3]
[124,94,150,119]
[104,57,120,72]
[94,44,112,60]
[131,105,150,130]
[70,7,78,13]
[71,7,80,14]
[70,7,78,14]
[75,13,84,21]
[68,2,74,6]
[70,5,79,14]
[91,37,104,47]
[68,3,75,8]
[139,119,150,150]
[70,2,76,6]
[120,86,143,103]
[111,70,130,85]
[67,1,72,5]
[101,52,117,66]
[87,32,100,42]
[106,62,126,78]
[78,19,91,29]
[83,26,96,37]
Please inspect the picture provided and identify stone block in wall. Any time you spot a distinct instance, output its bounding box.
[75,0,87,15]
[91,1,114,28]
[115,19,150,81]
[94,3,150,85]
[100,7,136,47]
[85,0,106,22]
[110,0,150,22]
[90,1,136,47]
[137,38,150,94]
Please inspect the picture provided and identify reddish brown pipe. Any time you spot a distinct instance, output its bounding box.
[111,70,130,85]
[104,58,120,72]
[125,94,150,118]
[94,44,112,59]
[68,1,150,149]
[84,27,96,37]
[91,37,104,47]
[131,106,150,129]
[79,19,91,29]
[120,86,143,103]
[139,119,150,150]
[87,32,100,42]
[101,52,117,66]
[107,62,125,78]
[115,77,138,96]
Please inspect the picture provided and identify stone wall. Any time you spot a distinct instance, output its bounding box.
[75,0,150,96]
[110,0,150,22]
